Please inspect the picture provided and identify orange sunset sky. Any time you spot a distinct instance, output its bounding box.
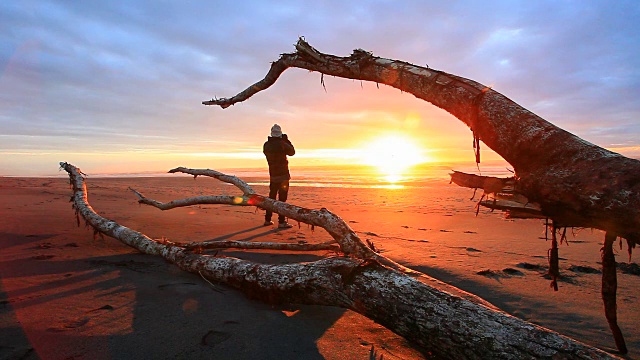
[1,2,639,177]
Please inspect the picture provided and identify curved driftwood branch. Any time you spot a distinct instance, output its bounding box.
[60,162,620,359]
[168,167,255,195]
[201,39,638,352]
[130,187,242,209]
[138,166,411,274]
[203,37,640,243]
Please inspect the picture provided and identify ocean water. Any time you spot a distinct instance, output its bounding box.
[236,161,514,189]
[53,161,514,190]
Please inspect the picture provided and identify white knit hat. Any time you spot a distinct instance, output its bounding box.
[270,124,282,137]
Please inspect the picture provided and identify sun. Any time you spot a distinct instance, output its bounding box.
[360,134,427,182]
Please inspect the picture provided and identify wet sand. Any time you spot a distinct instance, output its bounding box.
[1,175,638,359]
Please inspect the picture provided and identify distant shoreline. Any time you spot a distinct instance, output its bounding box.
[2,160,515,183]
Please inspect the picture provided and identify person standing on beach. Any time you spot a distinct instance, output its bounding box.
[263,124,295,228]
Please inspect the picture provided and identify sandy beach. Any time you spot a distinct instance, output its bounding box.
[1,174,638,359]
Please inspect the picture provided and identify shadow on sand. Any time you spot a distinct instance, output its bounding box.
[0,228,419,359]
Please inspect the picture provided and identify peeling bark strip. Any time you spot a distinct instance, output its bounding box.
[203,37,640,243]
[449,171,512,194]
[548,226,560,291]
[602,233,627,354]
[60,162,620,359]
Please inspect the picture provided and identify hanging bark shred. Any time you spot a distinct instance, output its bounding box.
[470,88,489,164]
[59,161,622,360]
[548,224,560,291]
[602,232,628,354]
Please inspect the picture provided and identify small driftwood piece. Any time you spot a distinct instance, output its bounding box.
[450,171,543,217]
[61,161,620,359]
[138,167,398,269]
[603,232,627,354]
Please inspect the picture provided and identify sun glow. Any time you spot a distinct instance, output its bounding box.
[360,134,427,182]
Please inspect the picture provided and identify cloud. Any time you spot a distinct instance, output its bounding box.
[0,0,639,175]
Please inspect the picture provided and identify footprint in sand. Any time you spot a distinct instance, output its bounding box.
[502,268,524,276]
[516,262,545,271]
[568,265,601,274]
[32,255,55,260]
[200,330,232,347]
[476,268,524,278]
[618,262,640,276]
[50,304,115,332]
[48,318,90,332]
[89,305,115,312]
[65,317,90,329]
[158,283,198,290]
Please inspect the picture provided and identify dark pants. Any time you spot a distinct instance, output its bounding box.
[265,180,289,224]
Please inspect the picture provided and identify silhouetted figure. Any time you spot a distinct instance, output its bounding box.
[263,124,295,228]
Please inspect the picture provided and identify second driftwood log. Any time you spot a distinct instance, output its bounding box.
[61,161,620,359]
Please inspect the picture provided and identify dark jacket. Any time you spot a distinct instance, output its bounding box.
[263,135,295,182]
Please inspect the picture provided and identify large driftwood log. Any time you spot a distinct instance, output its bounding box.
[61,162,620,359]
[201,38,638,352]
[203,37,640,243]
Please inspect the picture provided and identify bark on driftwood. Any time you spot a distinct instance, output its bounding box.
[202,38,639,352]
[60,161,620,359]
[202,38,640,241]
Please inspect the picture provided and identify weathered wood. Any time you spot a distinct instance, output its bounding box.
[478,198,543,217]
[134,166,413,275]
[450,171,513,195]
[203,37,640,243]
[60,161,621,359]
[602,232,627,354]
[200,39,638,352]
[450,170,544,218]
[549,226,560,291]
[168,167,255,194]
[181,239,340,252]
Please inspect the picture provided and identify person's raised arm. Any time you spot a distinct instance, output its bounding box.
[282,134,295,156]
